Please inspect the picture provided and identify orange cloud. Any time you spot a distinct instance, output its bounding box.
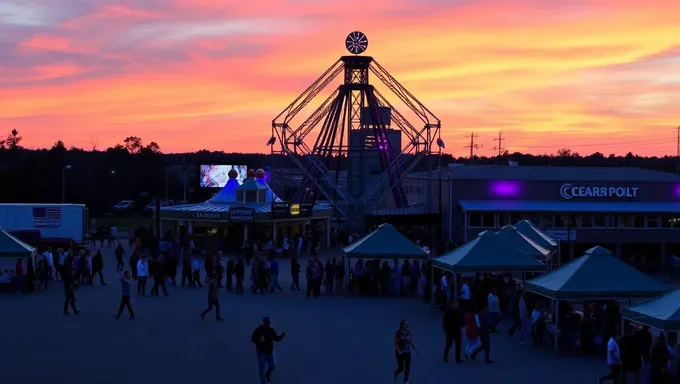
[0,0,679,157]
[19,34,85,53]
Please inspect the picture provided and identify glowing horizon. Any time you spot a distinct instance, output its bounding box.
[1,0,679,157]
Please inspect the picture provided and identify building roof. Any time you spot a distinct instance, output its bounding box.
[161,202,332,214]
[368,204,428,216]
[408,165,680,182]
[458,200,680,213]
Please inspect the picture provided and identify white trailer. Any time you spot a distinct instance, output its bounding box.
[0,204,88,244]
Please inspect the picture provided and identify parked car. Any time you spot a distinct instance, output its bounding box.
[143,200,172,211]
[112,200,136,212]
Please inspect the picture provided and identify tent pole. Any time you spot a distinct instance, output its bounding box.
[430,265,434,309]
[345,257,350,293]
[554,299,560,355]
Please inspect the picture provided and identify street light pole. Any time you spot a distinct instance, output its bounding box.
[61,165,72,203]
[165,167,169,202]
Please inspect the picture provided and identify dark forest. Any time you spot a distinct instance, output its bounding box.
[0,129,675,215]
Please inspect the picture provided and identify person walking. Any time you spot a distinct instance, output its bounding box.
[62,268,80,315]
[90,249,106,286]
[305,258,319,298]
[200,272,224,321]
[114,243,125,272]
[234,255,245,294]
[150,257,169,297]
[114,270,136,320]
[191,256,202,288]
[470,307,494,364]
[225,256,234,292]
[394,320,418,384]
[598,325,622,384]
[251,317,286,384]
[443,301,463,363]
[267,255,282,293]
[290,256,301,291]
[136,257,149,296]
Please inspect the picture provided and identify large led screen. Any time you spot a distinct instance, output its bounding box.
[199,165,248,188]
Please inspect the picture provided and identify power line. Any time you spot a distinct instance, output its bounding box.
[506,138,670,149]
[491,131,505,157]
[463,132,481,158]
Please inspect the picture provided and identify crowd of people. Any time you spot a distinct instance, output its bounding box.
[8,223,680,384]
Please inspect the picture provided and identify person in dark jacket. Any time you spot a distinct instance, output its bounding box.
[200,272,224,321]
[114,243,125,272]
[443,301,463,363]
[181,254,192,287]
[470,306,493,363]
[306,258,319,298]
[251,317,286,384]
[62,268,80,315]
[90,250,106,285]
[633,325,653,383]
[225,257,234,292]
[234,256,245,294]
[290,257,301,291]
[166,255,177,286]
[25,259,35,293]
[256,258,268,294]
[150,257,169,297]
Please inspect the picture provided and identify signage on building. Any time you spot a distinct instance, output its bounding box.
[229,206,255,222]
[271,202,313,219]
[559,183,639,200]
[543,229,577,242]
[194,212,222,220]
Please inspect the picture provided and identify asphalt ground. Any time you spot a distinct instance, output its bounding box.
[1,244,609,384]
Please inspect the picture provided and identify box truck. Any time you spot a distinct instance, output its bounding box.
[0,204,88,246]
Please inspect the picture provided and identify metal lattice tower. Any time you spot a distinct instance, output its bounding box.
[270,32,441,227]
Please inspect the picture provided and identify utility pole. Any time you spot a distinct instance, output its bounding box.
[463,132,480,158]
[492,131,505,157]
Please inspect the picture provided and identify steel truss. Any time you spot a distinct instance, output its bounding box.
[271,55,440,222]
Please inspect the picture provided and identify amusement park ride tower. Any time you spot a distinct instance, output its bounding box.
[270,31,441,228]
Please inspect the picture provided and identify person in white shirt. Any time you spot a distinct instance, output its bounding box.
[282,236,289,258]
[136,258,149,296]
[517,293,531,343]
[440,274,450,304]
[42,247,54,279]
[487,289,501,333]
[598,326,621,383]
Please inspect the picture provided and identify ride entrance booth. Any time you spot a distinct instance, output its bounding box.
[158,169,334,251]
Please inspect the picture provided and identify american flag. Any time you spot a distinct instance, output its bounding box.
[32,207,62,228]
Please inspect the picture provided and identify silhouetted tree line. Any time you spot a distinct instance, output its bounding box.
[0,129,677,216]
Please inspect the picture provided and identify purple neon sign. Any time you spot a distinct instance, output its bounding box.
[489,180,521,197]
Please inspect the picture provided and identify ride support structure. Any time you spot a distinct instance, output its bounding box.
[270,32,441,228]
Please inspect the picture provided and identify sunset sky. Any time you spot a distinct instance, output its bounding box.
[1,0,679,156]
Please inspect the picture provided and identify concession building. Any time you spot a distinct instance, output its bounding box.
[403,164,680,263]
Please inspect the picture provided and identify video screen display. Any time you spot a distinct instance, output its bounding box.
[199,165,248,188]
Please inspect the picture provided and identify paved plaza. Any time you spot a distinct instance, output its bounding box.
[1,246,609,384]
